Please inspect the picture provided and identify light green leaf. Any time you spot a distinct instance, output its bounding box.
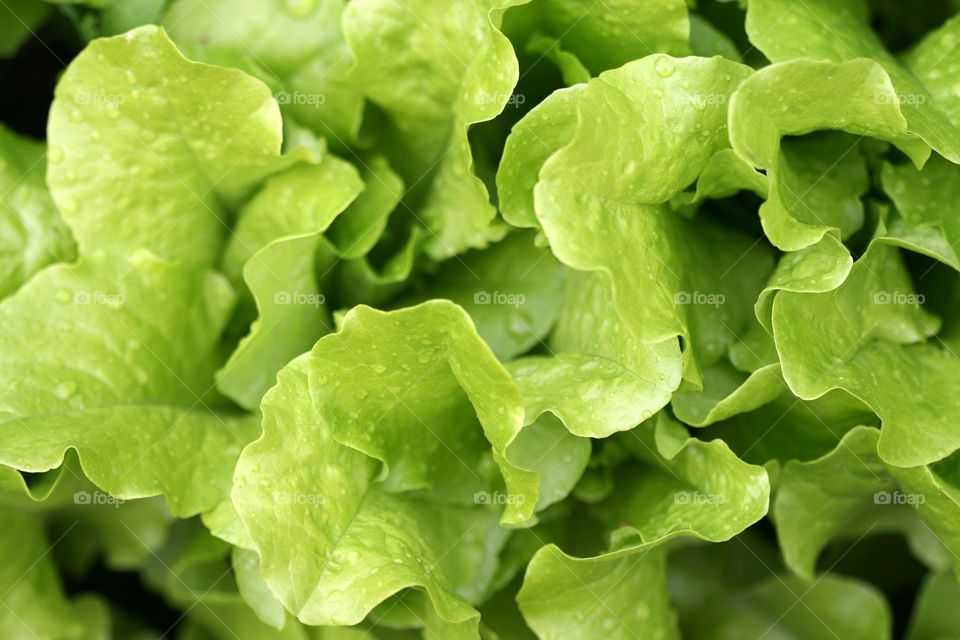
[497,85,584,230]
[772,242,960,467]
[0,507,106,639]
[164,0,364,145]
[729,58,929,251]
[700,390,877,466]
[674,148,767,206]
[904,13,960,128]
[671,361,784,427]
[328,228,422,309]
[517,416,768,638]
[99,0,167,36]
[683,574,892,640]
[524,33,591,86]
[882,154,960,268]
[326,156,404,261]
[0,125,76,298]
[745,0,960,162]
[775,425,960,587]
[508,270,682,438]
[754,235,853,330]
[47,26,306,267]
[232,547,286,630]
[530,0,690,75]
[217,158,364,409]
[518,543,678,640]
[774,426,895,580]
[343,0,526,258]
[520,55,768,381]
[402,230,566,360]
[689,14,739,59]
[906,571,960,640]
[233,355,508,632]
[508,413,589,512]
[306,302,537,523]
[873,205,960,271]
[0,253,256,516]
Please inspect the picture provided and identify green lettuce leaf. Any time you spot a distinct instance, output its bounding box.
[512,0,690,77]
[233,356,493,633]
[0,124,76,298]
[516,415,769,638]
[46,25,306,267]
[729,58,930,251]
[0,254,256,516]
[774,426,960,580]
[216,157,364,409]
[343,0,527,259]
[401,230,565,361]
[509,270,682,438]
[163,0,364,145]
[0,507,110,639]
[682,574,892,640]
[772,242,960,467]
[745,0,960,162]
[906,570,960,640]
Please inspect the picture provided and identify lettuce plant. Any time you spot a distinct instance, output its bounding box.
[2,0,960,638]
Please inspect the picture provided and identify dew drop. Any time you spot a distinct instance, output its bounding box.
[508,315,528,335]
[654,56,675,78]
[55,289,72,304]
[370,364,387,374]
[48,146,64,164]
[54,381,77,400]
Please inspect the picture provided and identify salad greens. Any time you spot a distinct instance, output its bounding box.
[2,0,960,638]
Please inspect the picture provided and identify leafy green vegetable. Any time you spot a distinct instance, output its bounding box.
[4,1,960,637]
